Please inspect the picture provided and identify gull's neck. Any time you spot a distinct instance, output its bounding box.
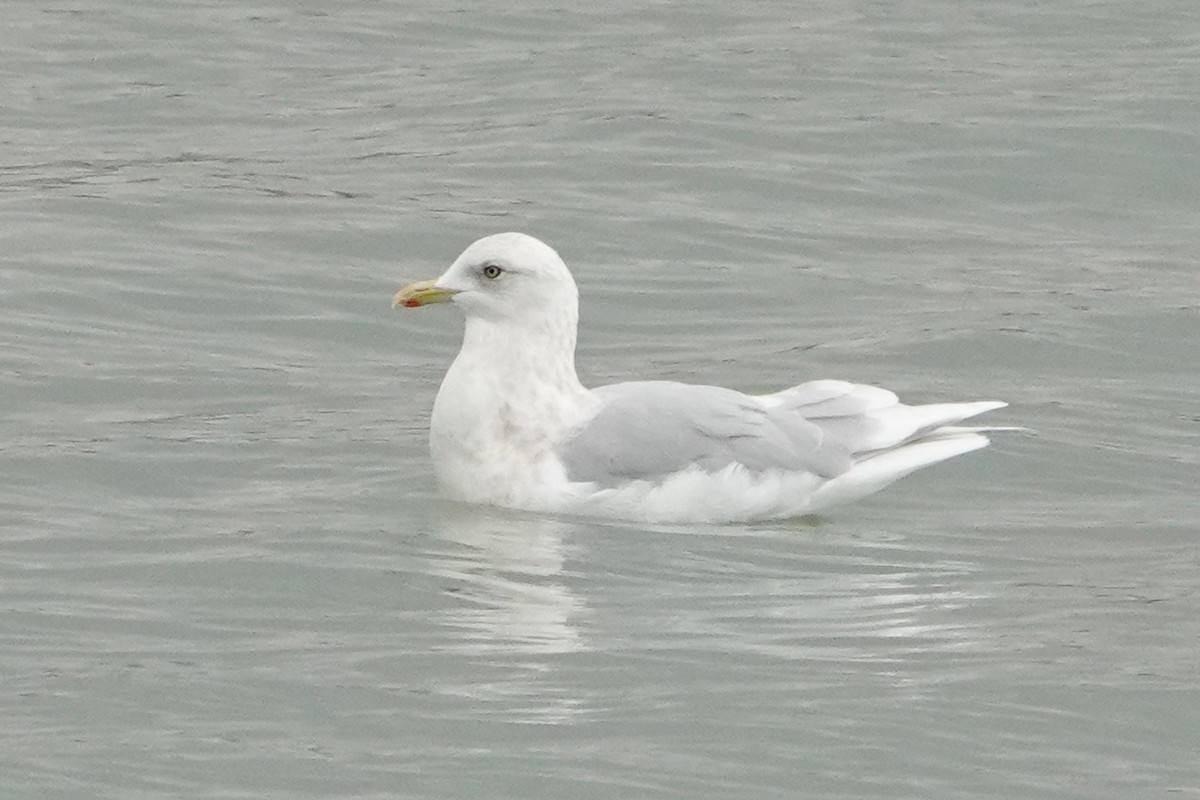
[456,312,587,399]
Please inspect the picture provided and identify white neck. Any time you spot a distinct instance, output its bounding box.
[459,311,585,396]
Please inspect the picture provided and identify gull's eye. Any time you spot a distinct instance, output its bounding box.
[481,263,503,280]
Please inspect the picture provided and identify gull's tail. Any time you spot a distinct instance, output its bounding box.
[760,381,1010,513]
[807,429,992,512]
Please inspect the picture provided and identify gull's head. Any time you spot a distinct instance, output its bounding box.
[393,232,578,324]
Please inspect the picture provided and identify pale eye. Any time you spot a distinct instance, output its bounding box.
[481,263,503,280]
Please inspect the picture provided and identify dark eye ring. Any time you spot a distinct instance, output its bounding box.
[482,263,503,280]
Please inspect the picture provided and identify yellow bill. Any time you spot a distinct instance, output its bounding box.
[392,280,457,308]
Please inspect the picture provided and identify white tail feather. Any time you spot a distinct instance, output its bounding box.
[807,432,990,512]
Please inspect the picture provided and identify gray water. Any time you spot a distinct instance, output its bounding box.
[3,2,1199,798]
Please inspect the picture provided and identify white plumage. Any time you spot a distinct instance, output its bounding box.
[393,232,1006,523]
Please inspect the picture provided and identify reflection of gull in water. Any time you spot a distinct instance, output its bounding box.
[423,507,589,723]
[577,523,997,679]
[428,506,585,653]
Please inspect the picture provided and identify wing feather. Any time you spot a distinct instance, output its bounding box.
[560,381,851,485]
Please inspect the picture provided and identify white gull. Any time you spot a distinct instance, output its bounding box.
[393,232,1005,523]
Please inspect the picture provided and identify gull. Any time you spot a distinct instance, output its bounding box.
[393,232,1005,523]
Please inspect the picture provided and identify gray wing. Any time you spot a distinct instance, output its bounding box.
[559,381,853,486]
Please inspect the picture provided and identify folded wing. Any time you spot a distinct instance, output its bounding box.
[559,381,852,485]
[560,379,1005,490]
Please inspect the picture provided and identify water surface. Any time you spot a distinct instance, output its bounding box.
[3,2,1198,798]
